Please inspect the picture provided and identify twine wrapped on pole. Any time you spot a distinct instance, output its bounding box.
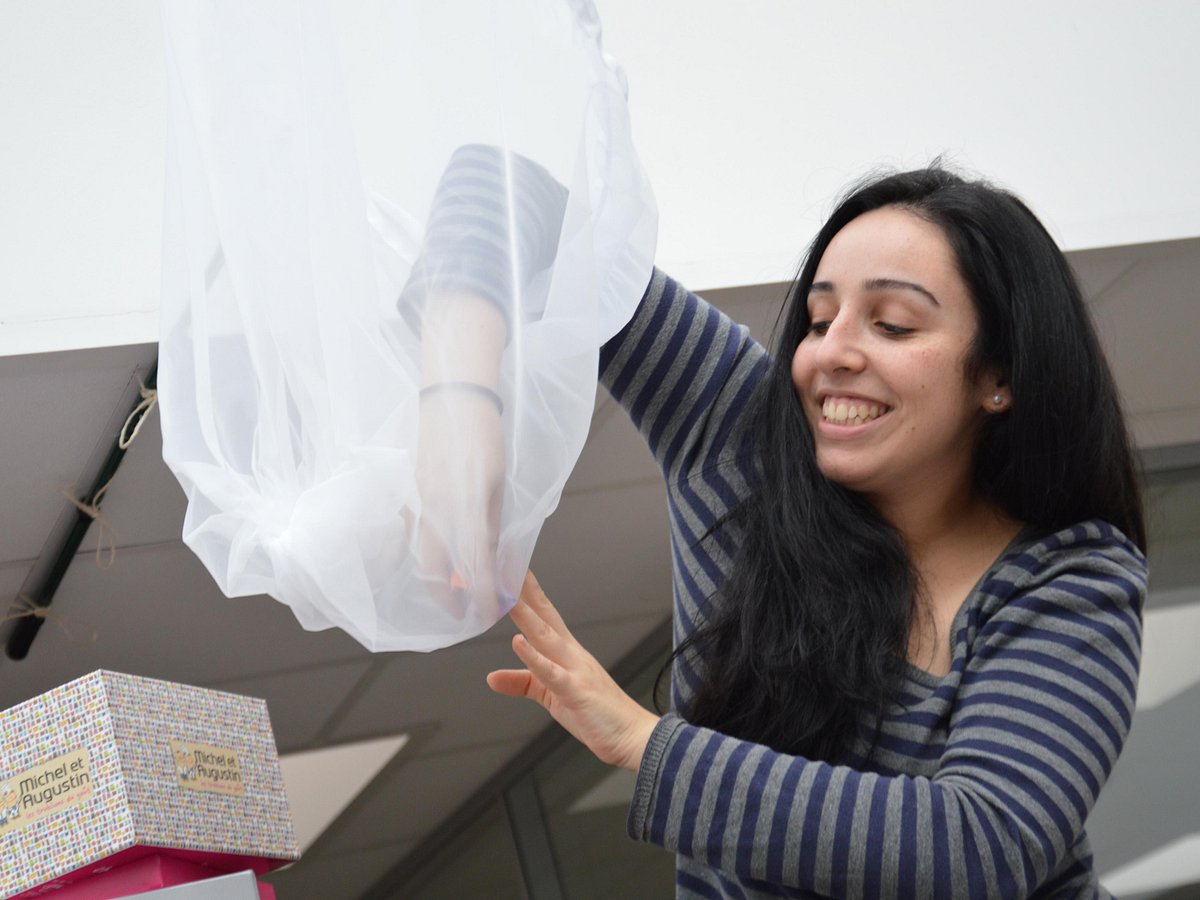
[5,365,157,661]
[1,594,97,647]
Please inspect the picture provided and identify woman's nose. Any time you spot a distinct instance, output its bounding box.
[814,317,867,373]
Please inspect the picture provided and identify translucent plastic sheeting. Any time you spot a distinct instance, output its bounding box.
[158,0,656,651]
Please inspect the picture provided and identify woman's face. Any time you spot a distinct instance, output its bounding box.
[790,206,1006,508]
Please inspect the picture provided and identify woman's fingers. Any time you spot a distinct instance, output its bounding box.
[509,589,573,668]
[486,658,553,712]
[508,570,583,672]
[510,632,568,694]
[486,668,541,702]
[520,570,572,636]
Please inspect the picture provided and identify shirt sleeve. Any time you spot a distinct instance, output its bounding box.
[395,144,568,338]
[599,269,771,482]
[626,523,1146,900]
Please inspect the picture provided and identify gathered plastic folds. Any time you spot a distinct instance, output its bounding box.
[158,0,657,651]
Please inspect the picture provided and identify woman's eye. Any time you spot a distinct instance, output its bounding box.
[807,321,831,336]
[877,322,914,336]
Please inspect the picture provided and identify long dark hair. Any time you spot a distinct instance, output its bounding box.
[670,166,1146,762]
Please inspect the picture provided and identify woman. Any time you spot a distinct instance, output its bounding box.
[486,167,1147,898]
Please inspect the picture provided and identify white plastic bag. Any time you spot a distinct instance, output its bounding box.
[158,0,656,651]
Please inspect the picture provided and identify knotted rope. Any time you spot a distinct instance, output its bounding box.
[57,372,159,568]
[0,593,97,646]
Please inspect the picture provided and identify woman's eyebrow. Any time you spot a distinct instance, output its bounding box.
[808,278,940,307]
[863,277,940,307]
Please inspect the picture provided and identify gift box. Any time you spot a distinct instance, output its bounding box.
[17,855,275,900]
[0,671,299,899]
[137,869,266,899]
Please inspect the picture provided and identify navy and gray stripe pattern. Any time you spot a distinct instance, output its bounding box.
[397,144,568,335]
[600,270,1147,899]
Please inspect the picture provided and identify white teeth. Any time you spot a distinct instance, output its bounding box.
[821,398,886,425]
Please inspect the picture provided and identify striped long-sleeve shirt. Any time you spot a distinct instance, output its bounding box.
[599,270,1147,899]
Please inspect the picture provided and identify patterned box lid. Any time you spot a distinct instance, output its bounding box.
[0,671,299,898]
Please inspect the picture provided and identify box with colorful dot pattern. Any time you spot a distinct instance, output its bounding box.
[0,670,299,898]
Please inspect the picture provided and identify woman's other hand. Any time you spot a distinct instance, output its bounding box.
[487,572,660,772]
[413,292,507,623]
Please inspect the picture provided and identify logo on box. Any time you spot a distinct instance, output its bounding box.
[0,748,95,835]
[168,739,245,797]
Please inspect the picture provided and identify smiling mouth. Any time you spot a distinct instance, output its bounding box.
[821,397,889,425]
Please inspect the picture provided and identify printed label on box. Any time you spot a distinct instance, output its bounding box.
[169,739,245,796]
[0,747,94,835]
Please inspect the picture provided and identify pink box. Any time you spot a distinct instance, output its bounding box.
[17,854,276,899]
[0,671,299,899]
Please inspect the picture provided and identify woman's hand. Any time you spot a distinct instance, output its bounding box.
[413,387,505,622]
[413,291,507,622]
[487,572,660,772]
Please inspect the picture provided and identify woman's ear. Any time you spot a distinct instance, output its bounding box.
[980,373,1012,414]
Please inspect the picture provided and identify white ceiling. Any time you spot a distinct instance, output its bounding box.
[4,1,1199,359]
[0,238,1198,896]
